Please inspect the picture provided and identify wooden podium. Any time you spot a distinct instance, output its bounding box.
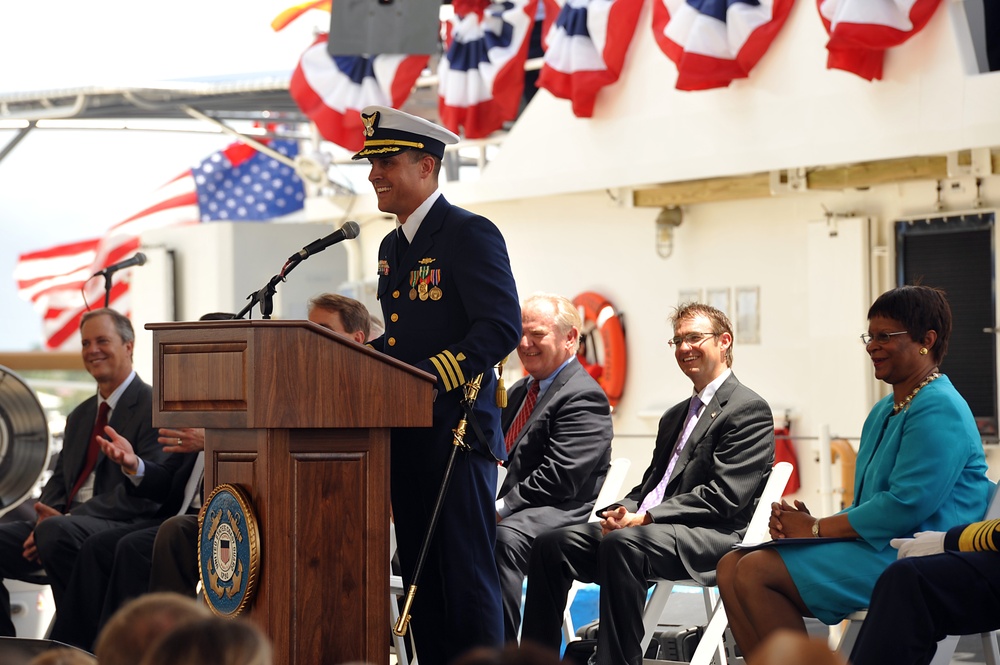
[147,320,434,665]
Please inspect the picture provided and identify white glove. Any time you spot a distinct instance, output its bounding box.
[890,531,946,559]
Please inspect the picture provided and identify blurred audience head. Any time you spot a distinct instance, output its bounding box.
[28,648,96,665]
[450,641,562,665]
[138,616,272,665]
[94,592,210,665]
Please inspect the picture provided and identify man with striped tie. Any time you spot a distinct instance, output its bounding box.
[520,303,775,665]
[496,293,613,643]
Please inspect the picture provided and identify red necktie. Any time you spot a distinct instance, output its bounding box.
[505,382,539,453]
[68,401,110,507]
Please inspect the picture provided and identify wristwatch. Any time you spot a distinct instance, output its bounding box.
[811,520,821,538]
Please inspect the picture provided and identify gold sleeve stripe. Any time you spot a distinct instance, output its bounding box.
[958,519,1000,552]
[442,350,466,386]
[435,351,461,388]
[429,356,455,392]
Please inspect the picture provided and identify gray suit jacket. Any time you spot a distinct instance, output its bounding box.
[610,372,775,584]
[40,375,167,521]
[498,361,613,538]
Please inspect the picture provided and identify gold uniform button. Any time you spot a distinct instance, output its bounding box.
[388,337,396,346]
[392,290,400,299]
[390,313,399,322]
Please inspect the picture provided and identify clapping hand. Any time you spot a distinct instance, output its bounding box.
[97,425,138,474]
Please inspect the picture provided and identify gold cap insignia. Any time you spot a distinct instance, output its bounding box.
[362,111,378,138]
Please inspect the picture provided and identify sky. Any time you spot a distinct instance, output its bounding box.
[0,1,328,350]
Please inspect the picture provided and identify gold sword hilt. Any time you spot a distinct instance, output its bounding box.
[393,584,418,636]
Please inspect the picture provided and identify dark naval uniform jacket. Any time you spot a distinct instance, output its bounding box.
[371,194,521,461]
[370,193,520,663]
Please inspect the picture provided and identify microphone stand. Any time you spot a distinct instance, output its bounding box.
[235,256,302,320]
[100,271,114,308]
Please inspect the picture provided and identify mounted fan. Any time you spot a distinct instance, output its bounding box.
[0,366,50,517]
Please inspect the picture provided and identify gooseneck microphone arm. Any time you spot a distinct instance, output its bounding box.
[92,252,147,308]
[235,221,360,320]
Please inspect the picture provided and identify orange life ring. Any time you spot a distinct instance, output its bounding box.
[573,291,627,409]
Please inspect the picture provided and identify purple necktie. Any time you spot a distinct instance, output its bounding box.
[638,396,702,513]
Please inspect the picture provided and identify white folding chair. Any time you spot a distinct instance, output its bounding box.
[389,522,417,665]
[560,457,632,644]
[639,461,794,665]
[836,480,1000,665]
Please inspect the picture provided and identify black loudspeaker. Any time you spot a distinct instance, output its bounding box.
[0,637,93,664]
[327,0,441,55]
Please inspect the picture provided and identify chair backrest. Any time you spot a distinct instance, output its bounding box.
[587,458,631,523]
[742,461,793,545]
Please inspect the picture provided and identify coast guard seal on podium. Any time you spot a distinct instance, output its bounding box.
[198,483,261,617]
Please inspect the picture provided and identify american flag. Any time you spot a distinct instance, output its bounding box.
[437,0,539,139]
[290,33,429,151]
[651,0,795,90]
[14,140,305,351]
[818,0,944,81]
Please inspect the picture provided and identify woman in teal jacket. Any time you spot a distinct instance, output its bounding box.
[716,285,991,660]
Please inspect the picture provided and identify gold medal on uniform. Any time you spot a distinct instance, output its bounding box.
[409,270,418,300]
[429,268,442,300]
[418,266,430,301]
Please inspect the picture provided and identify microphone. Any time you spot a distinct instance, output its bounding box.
[292,221,360,261]
[93,252,147,277]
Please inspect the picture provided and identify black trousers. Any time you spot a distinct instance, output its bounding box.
[148,514,199,597]
[495,523,533,643]
[520,522,688,665]
[49,519,161,650]
[850,551,1000,665]
[391,445,503,665]
[0,515,122,637]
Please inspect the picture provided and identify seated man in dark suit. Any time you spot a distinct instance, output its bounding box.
[0,308,168,637]
[520,303,775,665]
[497,293,613,643]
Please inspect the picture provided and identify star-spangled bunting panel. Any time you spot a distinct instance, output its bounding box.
[537,0,645,118]
[290,33,429,150]
[817,0,944,81]
[438,0,540,138]
[651,0,795,90]
[14,140,304,350]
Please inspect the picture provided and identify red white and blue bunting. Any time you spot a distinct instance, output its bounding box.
[651,0,795,90]
[818,0,944,81]
[438,0,540,138]
[537,0,645,117]
[290,33,428,150]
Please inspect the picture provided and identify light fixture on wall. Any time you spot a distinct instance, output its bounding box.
[655,206,683,259]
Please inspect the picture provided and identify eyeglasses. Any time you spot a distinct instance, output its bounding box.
[668,332,718,347]
[860,331,909,345]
